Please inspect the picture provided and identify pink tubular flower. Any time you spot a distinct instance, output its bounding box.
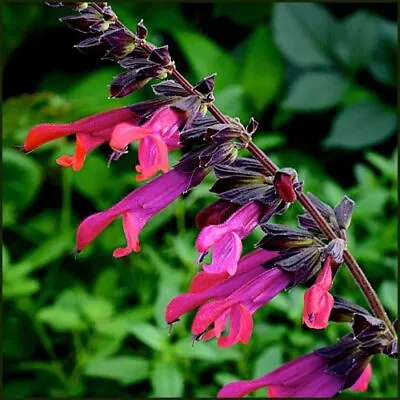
[166,249,292,348]
[24,106,137,171]
[350,363,372,392]
[303,255,334,329]
[109,107,186,181]
[218,353,344,398]
[76,169,204,257]
[195,201,264,276]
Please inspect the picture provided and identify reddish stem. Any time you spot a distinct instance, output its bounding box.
[90,3,396,339]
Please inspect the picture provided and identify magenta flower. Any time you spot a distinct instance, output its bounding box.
[166,249,292,348]
[218,353,345,398]
[303,255,334,329]
[350,363,372,392]
[24,106,137,171]
[195,201,264,275]
[76,169,204,257]
[110,107,186,181]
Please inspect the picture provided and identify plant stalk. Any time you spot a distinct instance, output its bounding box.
[92,2,397,339]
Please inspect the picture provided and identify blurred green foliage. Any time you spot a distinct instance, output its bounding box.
[3,2,397,398]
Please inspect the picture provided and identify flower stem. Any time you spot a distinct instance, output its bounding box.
[95,3,396,339]
[172,69,397,338]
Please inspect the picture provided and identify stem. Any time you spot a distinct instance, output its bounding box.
[92,3,397,339]
[171,70,396,337]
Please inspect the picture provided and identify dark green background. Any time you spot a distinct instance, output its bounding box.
[3,2,397,397]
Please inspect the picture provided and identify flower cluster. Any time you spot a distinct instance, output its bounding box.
[23,3,397,398]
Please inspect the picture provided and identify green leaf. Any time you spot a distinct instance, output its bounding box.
[73,154,117,208]
[324,103,396,149]
[37,306,87,332]
[3,148,42,216]
[3,314,38,359]
[282,72,348,111]
[84,356,149,385]
[174,340,241,362]
[154,267,182,329]
[351,189,388,221]
[367,18,396,86]
[93,268,120,299]
[64,68,140,116]
[214,372,240,386]
[151,362,184,397]
[9,233,73,279]
[3,4,41,62]
[242,25,283,111]
[272,3,336,67]
[379,281,397,316]
[3,246,10,270]
[129,323,165,351]
[354,163,378,188]
[253,347,283,378]
[365,152,397,182]
[81,297,114,323]
[341,83,378,107]
[253,132,287,151]
[336,11,379,72]
[214,85,248,123]
[173,30,237,89]
[90,336,124,358]
[3,278,40,299]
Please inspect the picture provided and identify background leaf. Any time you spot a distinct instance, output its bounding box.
[272,3,336,67]
[282,72,348,111]
[324,103,396,149]
[336,11,379,72]
[367,18,397,86]
[84,356,149,385]
[173,30,238,89]
[151,362,184,397]
[242,25,284,112]
[3,148,42,217]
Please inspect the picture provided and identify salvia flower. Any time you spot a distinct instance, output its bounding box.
[76,168,206,257]
[303,255,334,329]
[218,352,345,398]
[110,106,187,181]
[24,106,138,171]
[166,249,292,347]
[217,352,373,398]
[196,201,265,275]
[350,363,372,392]
[218,308,393,398]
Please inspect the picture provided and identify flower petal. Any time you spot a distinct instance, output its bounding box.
[195,224,231,253]
[76,209,119,252]
[145,107,184,148]
[350,363,372,392]
[303,284,334,329]
[315,255,333,290]
[25,107,136,152]
[113,211,144,257]
[218,304,253,347]
[189,271,229,293]
[136,134,170,181]
[110,122,152,151]
[24,123,75,151]
[202,231,242,275]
